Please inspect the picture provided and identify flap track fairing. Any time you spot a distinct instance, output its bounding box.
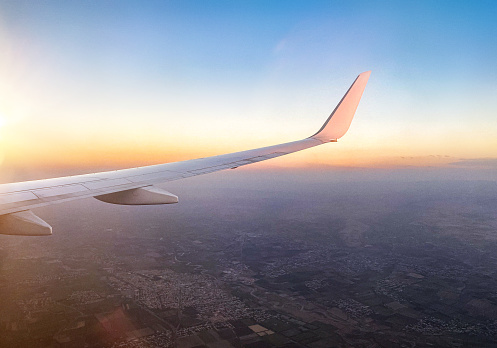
[94,186,178,205]
[0,210,52,236]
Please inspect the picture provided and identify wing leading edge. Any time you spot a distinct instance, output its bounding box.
[0,71,371,235]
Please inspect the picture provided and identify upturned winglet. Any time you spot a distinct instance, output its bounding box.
[311,71,371,142]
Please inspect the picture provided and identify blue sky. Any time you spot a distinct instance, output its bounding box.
[0,0,496,172]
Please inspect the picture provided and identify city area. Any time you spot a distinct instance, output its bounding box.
[1,177,497,347]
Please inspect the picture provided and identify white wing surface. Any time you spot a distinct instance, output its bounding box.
[0,71,371,235]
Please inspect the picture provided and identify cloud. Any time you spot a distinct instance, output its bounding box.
[273,39,287,54]
[449,158,497,168]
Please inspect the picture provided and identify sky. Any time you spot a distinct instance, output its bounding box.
[0,0,496,179]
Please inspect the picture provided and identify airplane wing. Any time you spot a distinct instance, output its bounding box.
[0,71,371,236]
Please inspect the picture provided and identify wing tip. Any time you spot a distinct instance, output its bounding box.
[356,70,372,82]
[311,71,371,141]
